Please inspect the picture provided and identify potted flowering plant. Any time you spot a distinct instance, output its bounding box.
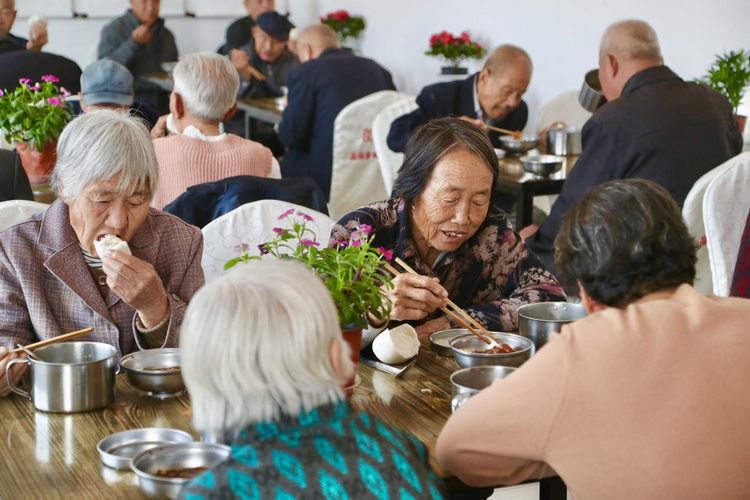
[320,10,366,48]
[699,49,750,133]
[224,209,393,381]
[426,31,486,75]
[0,75,72,184]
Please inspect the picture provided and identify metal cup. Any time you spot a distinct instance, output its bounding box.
[518,302,588,353]
[6,341,117,413]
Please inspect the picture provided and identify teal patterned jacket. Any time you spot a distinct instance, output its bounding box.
[179,402,446,500]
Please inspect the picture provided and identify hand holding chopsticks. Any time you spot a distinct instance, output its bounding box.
[10,327,94,354]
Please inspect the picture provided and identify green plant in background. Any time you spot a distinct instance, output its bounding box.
[0,75,72,151]
[699,49,750,115]
[225,209,392,327]
[426,31,486,68]
[320,10,366,44]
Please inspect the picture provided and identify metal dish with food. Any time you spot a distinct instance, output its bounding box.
[97,428,194,470]
[119,348,185,399]
[450,365,517,412]
[449,333,533,369]
[519,155,565,177]
[498,135,539,155]
[518,302,588,352]
[132,442,231,499]
[429,328,470,357]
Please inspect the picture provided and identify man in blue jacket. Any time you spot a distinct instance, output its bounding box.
[387,44,532,153]
[278,24,395,199]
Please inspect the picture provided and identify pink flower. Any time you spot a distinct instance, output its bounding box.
[233,243,250,254]
[334,240,349,247]
[29,84,41,91]
[272,227,289,235]
[296,210,314,222]
[41,74,59,83]
[358,224,372,235]
[300,238,320,247]
[349,239,362,247]
[258,244,269,255]
[48,97,64,106]
[60,87,72,96]
[19,78,31,85]
[278,208,295,220]
[0,89,4,97]
[378,247,393,260]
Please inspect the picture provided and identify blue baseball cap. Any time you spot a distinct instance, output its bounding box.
[80,59,134,107]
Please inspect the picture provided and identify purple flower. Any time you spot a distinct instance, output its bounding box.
[258,244,269,255]
[41,74,59,83]
[349,239,362,247]
[378,247,393,260]
[0,89,4,97]
[296,210,314,222]
[272,227,289,235]
[47,97,63,107]
[300,238,320,247]
[334,240,349,247]
[29,84,41,91]
[19,78,31,85]
[277,208,295,220]
[233,243,250,254]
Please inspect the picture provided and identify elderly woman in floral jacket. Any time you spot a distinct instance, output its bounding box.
[0,110,204,396]
[330,118,565,336]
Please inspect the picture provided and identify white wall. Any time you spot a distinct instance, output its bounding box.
[16,0,750,131]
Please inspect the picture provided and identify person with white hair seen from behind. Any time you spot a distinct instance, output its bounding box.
[150,51,279,210]
[179,260,446,499]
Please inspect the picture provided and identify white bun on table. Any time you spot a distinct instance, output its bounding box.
[372,324,420,365]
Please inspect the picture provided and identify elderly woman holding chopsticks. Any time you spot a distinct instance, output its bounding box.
[0,110,204,396]
[330,118,566,337]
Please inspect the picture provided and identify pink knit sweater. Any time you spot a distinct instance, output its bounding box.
[151,134,273,210]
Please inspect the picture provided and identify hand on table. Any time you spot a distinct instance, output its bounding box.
[519,224,539,243]
[0,347,28,397]
[102,251,169,328]
[388,274,448,322]
[26,24,48,51]
[132,25,152,46]
[458,116,488,133]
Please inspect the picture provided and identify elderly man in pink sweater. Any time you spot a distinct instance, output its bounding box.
[150,51,280,210]
[437,179,750,500]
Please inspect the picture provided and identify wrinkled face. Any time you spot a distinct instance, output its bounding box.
[411,148,494,253]
[0,0,16,37]
[244,0,274,20]
[252,26,285,62]
[477,62,531,121]
[130,0,160,25]
[65,174,150,256]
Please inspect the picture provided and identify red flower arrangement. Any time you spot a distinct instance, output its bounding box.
[320,10,366,43]
[426,30,486,68]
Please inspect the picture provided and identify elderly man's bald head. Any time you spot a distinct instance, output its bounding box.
[297,24,339,63]
[483,44,533,77]
[600,20,662,63]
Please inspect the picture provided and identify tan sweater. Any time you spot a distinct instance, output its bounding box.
[151,134,273,210]
[436,285,750,500]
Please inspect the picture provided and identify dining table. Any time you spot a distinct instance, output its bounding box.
[0,339,566,500]
[495,154,579,229]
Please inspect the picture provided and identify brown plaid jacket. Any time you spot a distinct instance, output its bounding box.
[0,200,205,357]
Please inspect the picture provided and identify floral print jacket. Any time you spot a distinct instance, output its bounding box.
[330,198,566,331]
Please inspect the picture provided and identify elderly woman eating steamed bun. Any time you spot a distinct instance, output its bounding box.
[330,118,566,337]
[0,110,204,396]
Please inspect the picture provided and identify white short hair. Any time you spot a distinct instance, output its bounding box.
[51,110,158,200]
[172,52,240,123]
[180,259,354,436]
[600,20,662,63]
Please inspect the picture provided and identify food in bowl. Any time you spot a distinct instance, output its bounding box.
[155,467,208,479]
[143,366,181,372]
[94,234,131,257]
[472,343,515,354]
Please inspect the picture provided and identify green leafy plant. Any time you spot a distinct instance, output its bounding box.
[320,10,365,43]
[0,75,72,152]
[425,31,486,68]
[699,49,750,115]
[224,208,392,327]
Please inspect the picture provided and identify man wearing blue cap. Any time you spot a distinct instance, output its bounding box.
[79,59,134,112]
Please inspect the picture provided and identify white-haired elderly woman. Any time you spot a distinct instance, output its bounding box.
[0,110,204,396]
[179,260,446,499]
[149,51,279,210]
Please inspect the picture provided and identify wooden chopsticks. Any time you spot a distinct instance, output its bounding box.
[247,63,267,82]
[487,125,522,139]
[383,258,496,345]
[10,327,94,354]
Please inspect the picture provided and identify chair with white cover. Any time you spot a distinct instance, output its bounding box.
[372,95,417,195]
[200,199,335,284]
[329,90,407,221]
[0,200,49,231]
[535,90,593,132]
[703,152,750,296]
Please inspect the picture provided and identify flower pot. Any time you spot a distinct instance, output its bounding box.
[735,115,747,134]
[341,323,363,397]
[15,141,56,185]
[441,66,468,75]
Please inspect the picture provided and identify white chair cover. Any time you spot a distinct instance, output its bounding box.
[329,90,406,221]
[0,200,49,231]
[200,200,335,284]
[703,152,750,296]
[535,90,593,132]
[372,96,418,195]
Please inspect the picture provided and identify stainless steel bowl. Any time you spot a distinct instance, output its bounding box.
[518,302,588,352]
[519,155,565,176]
[450,365,517,412]
[132,442,231,499]
[498,135,539,155]
[120,349,185,399]
[450,333,533,369]
[97,428,194,470]
[579,69,607,112]
[546,126,582,155]
[429,329,468,357]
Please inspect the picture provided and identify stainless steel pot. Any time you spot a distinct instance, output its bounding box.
[518,302,587,353]
[450,365,517,413]
[546,125,582,156]
[579,69,607,112]
[6,341,117,413]
[450,333,533,369]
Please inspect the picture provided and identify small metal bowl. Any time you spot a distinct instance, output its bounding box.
[97,428,194,470]
[499,135,539,155]
[519,155,565,177]
[450,365,518,412]
[120,348,185,399]
[132,442,231,499]
[429,329,468,357]
[450,333,533,369]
